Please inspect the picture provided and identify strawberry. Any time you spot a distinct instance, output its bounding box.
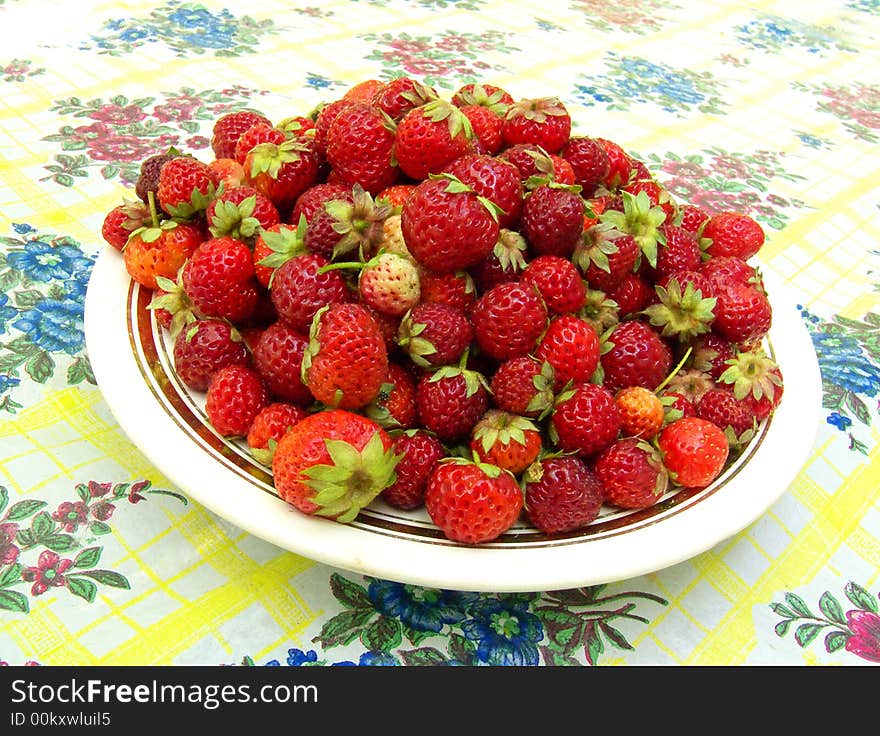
[501,96,571,153]
[702,211,765,261]
[325,102,398,194]
[499,143,573,187]
[269,252,351,333]
[442,153,523,229]
[577,287,620,336]
[272,409,399,522]
[207,157,246,191]
[522,455,605,534]
[559,136,610,197]
[677,203,710,235]
[657,416,729,489]
[374,214,411,259]
[425,457,523,544]
[400,174,500,274]
[575,226,640,294]
[353,251,421,317]
[376,183,417,210]
[598,189,668,271]
[663,368,716,406]
[302,302,388,410]
[233,121,286,165]
[251,320,313,406]
[690,332,738,380]
[712,281,772,346]
[366,361,419,429]
[451,83,515,113]
[520,254,587,315]
[419,269,477,313]
[123,215,203,291]
[701,255,759,293]
[246,401,307,466]
[520,183,585,258]
[156,156,217,219]
[289,182,353,259]
[344,79,386,102]
[181,236,261,323]
[470,281,548,361]
[318,184,393,261]
[244,136,322,215]
[460,105,504,155]
[371,76,438,121]
[622,178,677,222]
[381,429,445,510]
[172,318,249,392]
[490,356,556,420]
[206,185,280,242]
[643,278,717,344]
[135,150,179,205]
[212,110,272,160]
[253,220,307,289]
[102,199,151,251]
[716,348,784,421]
[313,98,357,157]
[600,320,673,393]
[652,223,702,281]
[594,438,669,509]
[550,382,622,458]
[416,361,490,442]
[607,272,655,318]
[205,364,268,438]
[595,138,634,191]
[695,388,755,438]
[470,410,543,475]
[396,301,473,369]
[534,314,601,390]
[394,99,474,181]
[614,385,665,439]
[470,228,528,291]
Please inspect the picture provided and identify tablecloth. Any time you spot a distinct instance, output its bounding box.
[0,0,878,668]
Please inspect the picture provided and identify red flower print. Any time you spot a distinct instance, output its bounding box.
[845,610,880,663]
[87,481,113,498]
[128,480,150,504]
[87,103,146,126]
[90,501,116,522]
[0,522,20,565]
[22,551,73,596]
[661,160,708,179]
[86,133,159,163]
[52,501,89,533]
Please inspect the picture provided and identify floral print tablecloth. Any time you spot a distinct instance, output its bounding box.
[0,0,878,667]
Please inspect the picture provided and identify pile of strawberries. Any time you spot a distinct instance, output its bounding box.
[100,76,785,545]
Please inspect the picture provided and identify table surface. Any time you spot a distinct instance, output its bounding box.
[0,0,878,667]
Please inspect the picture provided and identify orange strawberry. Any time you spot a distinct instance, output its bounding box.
[614,386,665,439]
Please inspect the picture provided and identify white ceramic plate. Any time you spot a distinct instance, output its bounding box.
[84,246,822,592]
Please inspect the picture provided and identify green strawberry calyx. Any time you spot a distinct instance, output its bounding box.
[420,99,474,141]
[208,194,262,242]
[526,360,557,420]
[600,190,667,268]
[302,432,402,523]
[430,173,505,222]
[455,84,510,116]
[492,229,528,274]
[427,351,490,398]
[248,139,310,180]
[324,184,393,261]
[257,215,309,285]
[717,348,783,402]
[127,190,180,247]
[572,222,622,274]
[505,96,567,124]
[643,279,717,343]
[577,289,620,336]
[472,410,538,454]
[147,270,197,341]
[396,309,438,368]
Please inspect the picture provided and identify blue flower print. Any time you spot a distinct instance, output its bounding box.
[367,579,476,633]
[6,240,92,283]
[827,412,853,431]
[0,294,18,333]
[13,299,85,355]
[811,330,880,397]
[459,597,543,666]
[0,375,21,394]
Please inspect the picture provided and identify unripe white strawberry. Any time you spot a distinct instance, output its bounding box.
[359,252,421,317]
[375,214,412,260]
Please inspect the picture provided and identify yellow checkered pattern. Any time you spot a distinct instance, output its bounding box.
[1,0,879,665]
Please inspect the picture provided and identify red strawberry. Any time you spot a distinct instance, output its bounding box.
[156,156,217,219]
[416,362,490,442]
[451,83,515,113]
[325,102,398,194]
[469,410,543,475]
[499,143,573,187]
[425,458,523,544]
[702,211,765,261]
[212,110,272,160]
[442,153,523,229]
[600,320,673,393]
[206,185,280,242]
[469,228,528,292]
[596,138,634,191]
[401,174,500,274]
[490,356,556,419]
[269,252,351,333]
[521,254,587,315]
[550,382,622,458]
[205,364,268,438]
[371,76,438,121]
[302,302,388,410]
[381,429,445,510]
[712,281,772,346]
[696,388,755,437]
[376,183,417,209]
[290,182,354,259]
[520,183,585,258]
[575,227,641,294]
[233,122,286,165]
[652,223,702,281]
[658,416,729,489]
[272,409,399,522]
[501,97,571,153]
[460,105,504,155]
[366,361,419,429]
[470,281,548,361]
[102,199,151,251]
[701,255,758,293]
[244,136,322,215]
[172,318,249,392]
[419,269,477,313]
[534,314,601,390]
[677,203,710,235]
[253,221,307,289]
[594,438,669,509]
[313,98,357,156]
[607,272,654,318]
[522,455,605,534]
[716,348,784,421]
[207,157,246,191]
[396,301,473,369]
[691,332,738,380]
[394,99,474,181]
[560,136,610,197]
[181,236,261,323]
[246,401,307,465]
[251,320,313,405]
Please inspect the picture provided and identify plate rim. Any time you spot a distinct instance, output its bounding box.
[84,246,823,592]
